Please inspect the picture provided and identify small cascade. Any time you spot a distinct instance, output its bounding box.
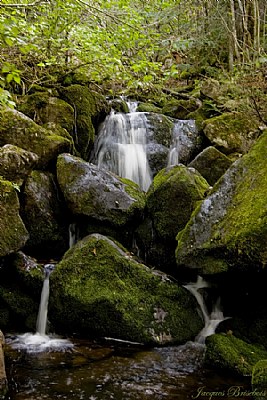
[6,264,73,353]
[69,223,79,248]
[91,105,152,192]
[184,276,229,344]
[167,119,198,167]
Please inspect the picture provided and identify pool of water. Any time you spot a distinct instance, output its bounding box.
[4,337,253,400]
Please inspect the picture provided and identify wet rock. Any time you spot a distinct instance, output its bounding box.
[0,108,72,168]
[176,130,267,274]
[50,234,203,345]
[21,170,69,259]
[0,144,38,185]
[0,331,7,399]
[189,146,232,185]
[0,178,29,257]
[57,153,145,227]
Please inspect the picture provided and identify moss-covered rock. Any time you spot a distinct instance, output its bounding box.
[203,112,260,154]
[0,144,38,185]
[205,333,267,377]
[252,360,267,397]
[136,166,209,272]
[17,92,75,134]
[49,233,203,344]
[189,146,232,186]
[200,79,221,101]
[0,108,72,168]
[137,102,162,113]
[0,179,29,257]
[60,85,110,159]
[57,153,146,227]
[20,171,69,259]
[162,98,199,119]
[176,130,267,274]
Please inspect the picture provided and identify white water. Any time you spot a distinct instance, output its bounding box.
[184,276,229,344]
[167,119,197,167]
[69,223,78,248]
[7,264,73,353]
[92,109,152,192]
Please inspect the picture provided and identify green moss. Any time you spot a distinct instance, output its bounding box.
[162,98,199,119]
[136,103,162,113]
[252,360,267,390]
[146,113,174,147]
[50,234,203,344]
[205,333,267,377]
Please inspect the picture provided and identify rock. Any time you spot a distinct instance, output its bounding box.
[162,98,199,119]
[205,333,267,377]
[20,171,69,259]
[0,108,72,168]
[60,85,110,159]
[50,234,203,345]
[136,165,209,271]
[176,130,267,274]
[203,112,260,154]
[0,144,38,185]
[189,146,232,185]
[200,79,221,101]
[0,178,29,257]
[17,92,75,133]
[57,153,146,227]
[252,360,267,397]
[0,330,7,399]
[137,102,162,113]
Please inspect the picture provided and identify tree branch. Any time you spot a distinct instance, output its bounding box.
[0,0,45,8]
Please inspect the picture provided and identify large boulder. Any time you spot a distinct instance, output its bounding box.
[202,112,260,154]
[176,130,267,274]
[49,234,203,345]
[57,153,146,228]
[205,333,267,377]
[188,146,232,186]
[135,165,209,272]
[20,171,69,259]
[0,108,72,168]
[60,85,110,159]
[0,179,29,257]
[0,144,38,185]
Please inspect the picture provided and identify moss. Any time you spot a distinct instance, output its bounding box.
[147,165,209,239]
[0,178,29,257]
[60,85,110,159]
[176,130,267,274]
[205,333,267,377]
[252,360,267,391]
[145,113,174,147]
[110,99,129,113]
[162,98,199,119]
[136,103,162,113]
[50,234,203,344]
[0,108,72,168]
[203,112,260,154]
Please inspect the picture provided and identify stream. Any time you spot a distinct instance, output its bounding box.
[4,337,252,400]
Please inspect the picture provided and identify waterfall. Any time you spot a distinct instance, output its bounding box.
[69,223,79,248]
[184,276,229,344]
[91,108,152,192]
[167,119,198,167]
[36,264,54,335]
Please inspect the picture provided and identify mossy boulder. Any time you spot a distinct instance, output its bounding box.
[20,171,69,259]
[49,233,203,344]
[162,98,199,119]
[252,360,267,397]
[57,153,146,227]
[176,130,267,274]
[60,85,110,159]
[0,144,38,185]
[189,146,232,186]
[0,108,72,168]
[203,112,260,154]
[200,79,221,101]
[17,92,75,133]
[137,102,162,113]
[205,333,267,377]
[0,179,29,257]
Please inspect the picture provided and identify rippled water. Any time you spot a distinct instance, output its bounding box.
[4,337,252,400]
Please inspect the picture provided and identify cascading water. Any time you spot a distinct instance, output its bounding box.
[6,264,73,353]
[69,223,79,248]
[184,276,229,344]
[167,119,198,167]
[91,107,152,192]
